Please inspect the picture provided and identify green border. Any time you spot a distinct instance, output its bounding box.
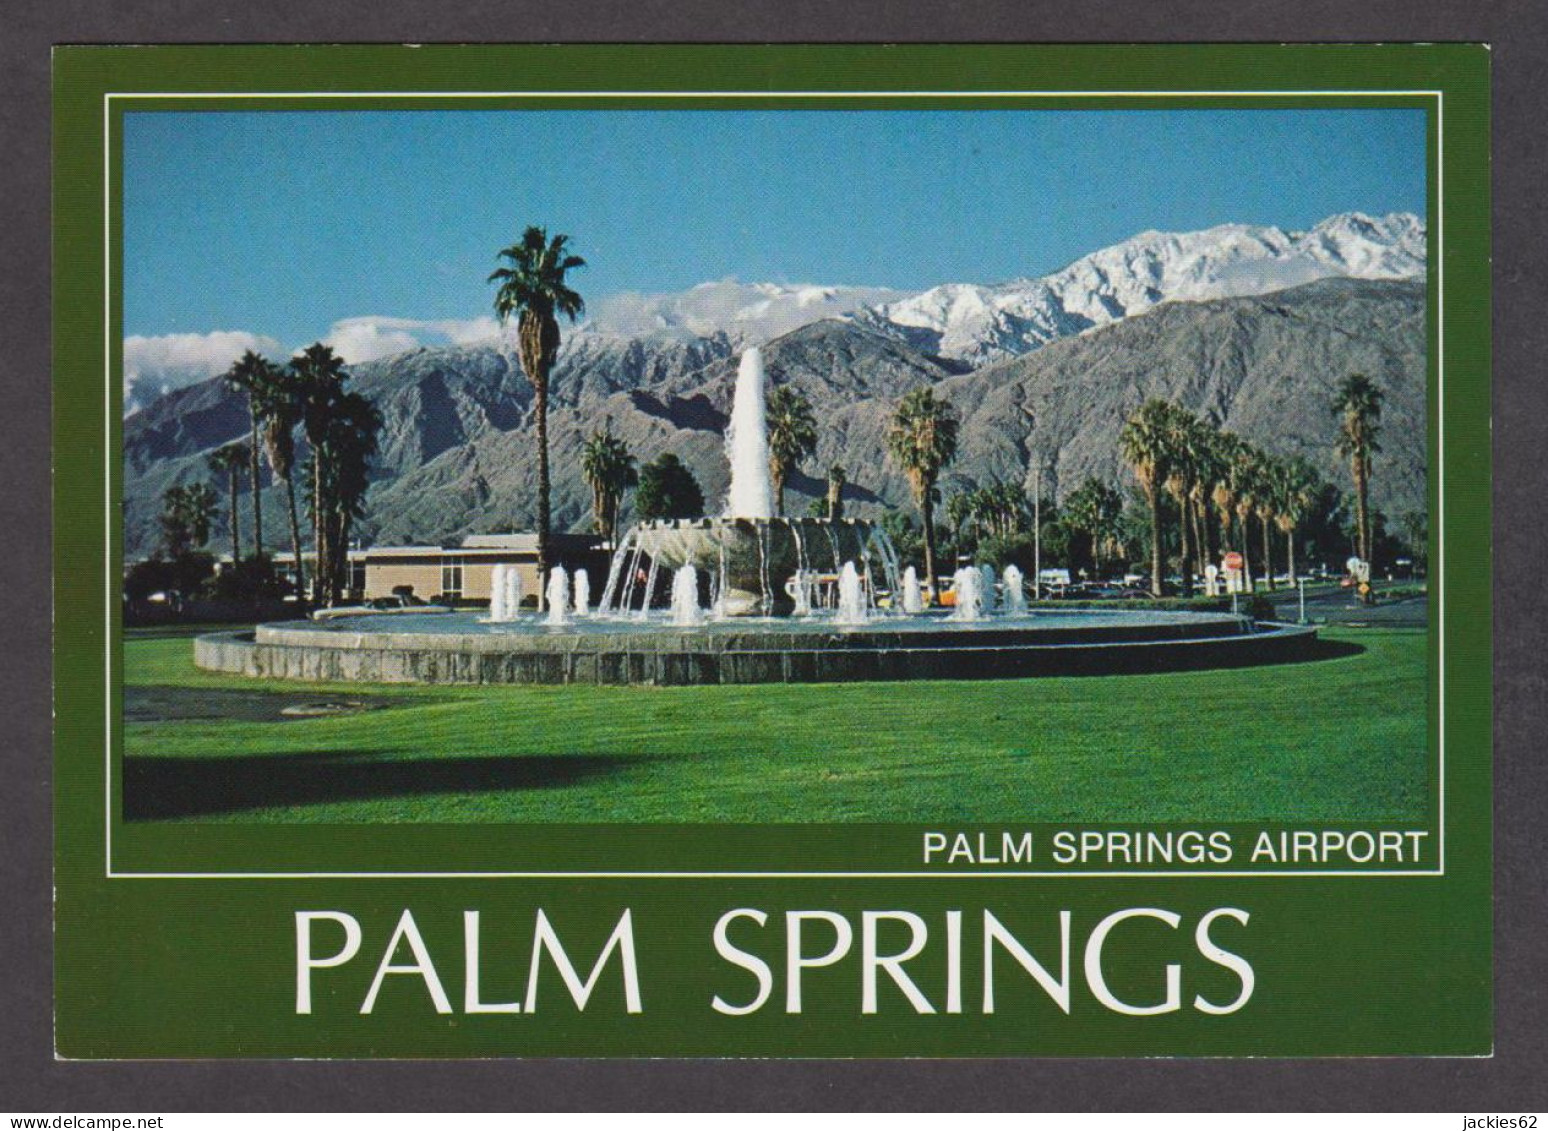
[54,44,1491,1057]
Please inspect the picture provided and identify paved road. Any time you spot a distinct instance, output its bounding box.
[1262,586,1428,628]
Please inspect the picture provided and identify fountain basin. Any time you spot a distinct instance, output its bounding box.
[194,609,1318,686]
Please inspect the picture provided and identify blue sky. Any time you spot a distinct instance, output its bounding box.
[121,107,1425,389]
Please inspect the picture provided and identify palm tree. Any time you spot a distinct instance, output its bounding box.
[825,464,846,521]
[1251,453,1280,591]
[291,343,351,604]
[223,351,276,563]
[319,392,381,602]
[1188,421,1226,582]
[1272,456,1320,585]
[580,427,638,546]
[255,362,308,601]
[159,482,217,559]
[1061,477,1123,578]
[1161,405,1204,596]
[489,227,586,608]
[206,442,249,565]
[886,387,960,601]
[1230,443,1267,591]
[1118,399,1175,597]
[1333,373,1384,564]
[1210,431,1248,565]
[1399,510,1428,573]
[765,385,818,516]
[945,489,976,546]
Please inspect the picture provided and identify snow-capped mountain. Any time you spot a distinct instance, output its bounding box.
[122,211,1424,416]
[577,279,912,344]
[847,211,1426,366]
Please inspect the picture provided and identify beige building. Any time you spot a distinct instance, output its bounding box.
[355,533,609,606]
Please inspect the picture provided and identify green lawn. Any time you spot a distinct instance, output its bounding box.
[121,627,1429,824]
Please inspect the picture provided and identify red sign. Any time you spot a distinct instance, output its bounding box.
[1222,552,1244,571]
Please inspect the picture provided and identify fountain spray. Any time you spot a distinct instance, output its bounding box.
[724,347,775,519]
[836,561,869,625]
[546,568,571,626]
[671,565,705,626]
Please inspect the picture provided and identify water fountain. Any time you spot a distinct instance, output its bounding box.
[725,346,775,520]
[596,346,901,617]
[835,562,869,626]
[487,563,522,623]
[671,565,705,627]
[546,568,571,627]
[1002,565,1028,615]
[950,566,986,622]
[489,564,508,622]
[198,345,1319,686]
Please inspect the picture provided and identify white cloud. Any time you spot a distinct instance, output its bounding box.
[122,330,284,414]
[320,315,502,363]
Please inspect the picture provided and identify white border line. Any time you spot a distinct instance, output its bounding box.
[102,87,1445,880]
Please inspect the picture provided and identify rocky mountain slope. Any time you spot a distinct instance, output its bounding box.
[122,276,1426,559]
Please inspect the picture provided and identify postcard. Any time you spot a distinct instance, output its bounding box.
[52,43,1490,1057]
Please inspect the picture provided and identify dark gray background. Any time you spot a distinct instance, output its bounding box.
[5,1,1543,1112]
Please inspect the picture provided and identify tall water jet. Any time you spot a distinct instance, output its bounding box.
[950,565,985,621]
[901,565,924,614]
[724,347,774,519]
[489,564,508,621]
[545,568,571,627]
[572,568,590,616]
[836,561,869,625]
[489,563,522,622]
[1002,564,1028,615]
[670,564,704,626]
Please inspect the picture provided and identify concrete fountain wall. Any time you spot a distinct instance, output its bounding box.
[194,612,1319,687]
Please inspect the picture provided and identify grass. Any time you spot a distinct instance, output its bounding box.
[121,626,1429,824]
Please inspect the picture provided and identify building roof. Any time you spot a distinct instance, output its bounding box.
[460,533,541,550]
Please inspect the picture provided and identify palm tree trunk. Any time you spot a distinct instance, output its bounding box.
[1354,453,1370,562]
[1286,524,1297,586]
[1192,499,1208,584]
[228,467,241,565]
[1238,510,1253,592]
[1148,488,1163,597]
[1175,494,1193,597]
[285,474,305,604]
[338,511,353,601]
[313,462,327,606]
[771,464,785,517]
[249,408,264,563]
[1261,514,1275,590]
[921,486,939,603]
[535,374,550,612]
